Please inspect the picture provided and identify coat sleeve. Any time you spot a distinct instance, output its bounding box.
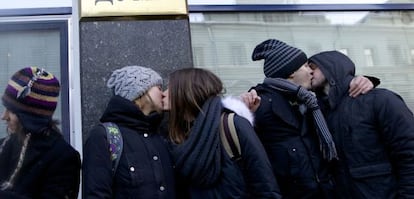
[41,145,81,199]
[234,115,282,199]
[374,90,414,198]
[82,125,114,199]
[0,140,81,199]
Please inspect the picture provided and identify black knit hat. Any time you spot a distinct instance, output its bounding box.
[2,67,60,134]
[252,39,307,78]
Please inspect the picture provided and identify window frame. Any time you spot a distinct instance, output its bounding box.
[188,4,414,13]
[0,20,70,141]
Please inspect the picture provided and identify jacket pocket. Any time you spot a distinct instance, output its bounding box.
[287,144,310,179]
[269,139,312,179]
[349,162,396,198]
[349,162,392,178]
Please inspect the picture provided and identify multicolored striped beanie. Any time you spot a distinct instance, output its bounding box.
[252,39,308,78]
[2,67,60,134]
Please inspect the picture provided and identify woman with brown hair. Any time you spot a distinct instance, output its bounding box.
[163,68,281,199]
[0,67,81,199]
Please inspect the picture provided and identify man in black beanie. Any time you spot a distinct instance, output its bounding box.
[242,39,380,199]
[246,39,338,199]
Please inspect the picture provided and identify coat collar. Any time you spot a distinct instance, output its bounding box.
[221,96,254,125]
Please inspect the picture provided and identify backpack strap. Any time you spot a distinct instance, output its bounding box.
[220,112,241,161]
[101,122,123,177]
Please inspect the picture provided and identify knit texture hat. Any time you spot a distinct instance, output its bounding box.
[107,66,162,101]
[252,39,308,78]
[2,67,60,134]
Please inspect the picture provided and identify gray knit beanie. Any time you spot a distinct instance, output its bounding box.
[252,39,307,78]
[107,66,162,101]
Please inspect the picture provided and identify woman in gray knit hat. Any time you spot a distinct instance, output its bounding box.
[82,66,176,199]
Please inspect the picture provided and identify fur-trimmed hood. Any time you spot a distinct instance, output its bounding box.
[221,96,254,125]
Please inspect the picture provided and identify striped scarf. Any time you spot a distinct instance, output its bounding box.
[263,78,338,161]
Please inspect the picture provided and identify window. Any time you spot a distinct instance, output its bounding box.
[189,11,414,111]
[193,46,205,66]
[0,21,69,140]
[389,45,404,66]
[364,48,374,67]
[230,44,247,66]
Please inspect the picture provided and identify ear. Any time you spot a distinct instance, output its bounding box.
[288,71,296,80]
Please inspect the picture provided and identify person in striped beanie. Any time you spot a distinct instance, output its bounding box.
[2,67,60,134]
[252,39,308,80]
[246,39,339,199]
[241,39,379,199]
[0,67,81,199]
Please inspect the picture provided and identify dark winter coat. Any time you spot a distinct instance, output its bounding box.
[82,95,176,199]
[253,83,336,199]
[0,132,81,199]
[309,50,414,199]
[174,97,281,199]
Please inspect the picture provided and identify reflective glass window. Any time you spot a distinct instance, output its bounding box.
[190,11,414,111]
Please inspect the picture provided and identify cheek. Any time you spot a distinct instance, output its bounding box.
[8,118,19,132]
[313,71,320,80]
[150,91,162,102]
[300,71,311,82]
[156,93,164,104]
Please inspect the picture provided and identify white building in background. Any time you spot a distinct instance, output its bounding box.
[189,10,414,110]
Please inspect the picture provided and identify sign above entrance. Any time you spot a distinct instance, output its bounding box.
[80,0,188,18]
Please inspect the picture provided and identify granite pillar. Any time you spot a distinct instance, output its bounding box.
[79,18,193,140]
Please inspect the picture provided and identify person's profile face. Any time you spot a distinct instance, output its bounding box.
[290,62,313,90]
[309,62,327,90]
[162,88,170,111]
[1,109,19,134]
[146,85,165,114]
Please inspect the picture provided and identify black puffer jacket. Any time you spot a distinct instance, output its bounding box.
[83,95,176,199]
[252,84,335,199]
[309,51,414,199]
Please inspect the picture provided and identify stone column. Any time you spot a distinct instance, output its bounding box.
[78,1,193,138]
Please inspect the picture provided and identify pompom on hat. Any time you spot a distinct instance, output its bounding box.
[107,66,162,101]
[252,39,308,78]
[2,67,60,134]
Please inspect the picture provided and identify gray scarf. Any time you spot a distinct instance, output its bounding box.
[263,78,338,161]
